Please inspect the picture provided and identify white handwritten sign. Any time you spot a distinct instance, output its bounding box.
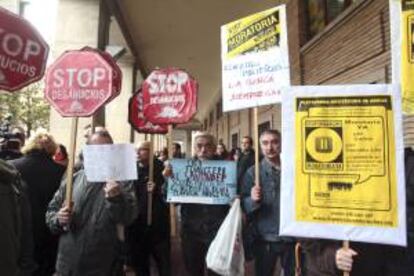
[83,143,137,182]
[167,159,237,204]
[221,5,290,111]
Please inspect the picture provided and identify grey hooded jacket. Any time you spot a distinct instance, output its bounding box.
[46,170,137,276]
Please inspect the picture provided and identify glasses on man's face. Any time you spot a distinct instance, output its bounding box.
[196,143,213,150]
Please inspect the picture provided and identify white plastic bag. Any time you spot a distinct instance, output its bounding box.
[206,198,245,276]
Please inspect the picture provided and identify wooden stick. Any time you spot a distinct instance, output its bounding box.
[147,134,154,226]
[65,117,78,211]
[343,240,350,276]
[168,125,177,237]
[168,125,173,158]
[254,107,260,187]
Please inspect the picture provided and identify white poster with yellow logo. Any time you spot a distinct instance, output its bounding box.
[221,5,290,112]
[390,0,414,113]
[280,84,406,246]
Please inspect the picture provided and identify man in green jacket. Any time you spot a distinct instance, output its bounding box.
[46,130,138,276]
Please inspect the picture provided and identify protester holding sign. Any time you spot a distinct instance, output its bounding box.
[125,141,171,276]
[241,129,295,276]
[164,132,229,276]
[300,239,397,275]
[46,130,137,276]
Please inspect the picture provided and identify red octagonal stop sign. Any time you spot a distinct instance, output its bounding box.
[81,46,122,103]
[45,50,114,117]
[142,68,197,124]
[129,90,168,134]
[0,7,49,92]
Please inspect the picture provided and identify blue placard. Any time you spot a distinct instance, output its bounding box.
[167,159,237,204]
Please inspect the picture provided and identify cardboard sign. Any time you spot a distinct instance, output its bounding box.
[44,49,115,117]
[221,5,290,112]
[280,84,406,246]
[167,159,237,204]
[142,68,197,124]
[128,90,168,134]
[83,143,137,182]
[0,7,49,92]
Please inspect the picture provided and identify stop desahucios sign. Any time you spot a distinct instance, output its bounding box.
[142,68,197,124]
[44,50,114,117]
[0,7,49,92]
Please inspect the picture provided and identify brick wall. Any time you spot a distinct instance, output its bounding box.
[299,0,414,146]
[300,0,390,85]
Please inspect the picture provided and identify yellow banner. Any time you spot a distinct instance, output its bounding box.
[223,7,281,59]
[402,0,414,113]
[295,96,398,227]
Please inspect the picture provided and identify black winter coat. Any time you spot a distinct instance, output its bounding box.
[10,150,65,268]
[127,159,170,240]
[237,150,255,189]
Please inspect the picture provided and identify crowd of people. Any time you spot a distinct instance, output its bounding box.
[0,126,413,276]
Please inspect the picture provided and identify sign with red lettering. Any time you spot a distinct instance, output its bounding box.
[221,5,290,111]
[44,50,114,117]
[129,90,168,134]
[0,7,49,92]
[142,68,197,124]
[81,47,122,103]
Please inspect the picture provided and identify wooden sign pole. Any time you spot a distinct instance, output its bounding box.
[147,134,154,226]
[168,125,177,237]
[254,107,260,187]
[343,240,350,276]
[65,117,78,210]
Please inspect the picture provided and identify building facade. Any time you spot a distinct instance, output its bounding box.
[2,0,412,153]
[204,0,414,150]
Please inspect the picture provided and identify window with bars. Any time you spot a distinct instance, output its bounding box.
[306,0,355,40]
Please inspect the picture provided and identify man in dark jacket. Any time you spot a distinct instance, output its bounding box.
[237,136,255,191]
[164,132,229,276]
[46,130,138,276]
[10,132,65,276]
[241,129,295,276]
[125,141,170,276]
[0,159,36,276]
[181,132,229,276]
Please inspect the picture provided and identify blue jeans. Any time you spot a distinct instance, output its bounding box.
[254,240,295,276]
